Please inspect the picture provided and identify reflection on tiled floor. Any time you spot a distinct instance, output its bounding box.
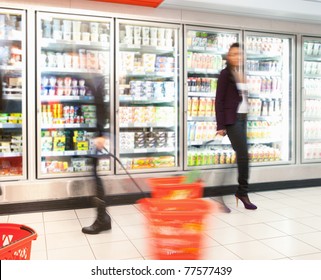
[2,186,321,260]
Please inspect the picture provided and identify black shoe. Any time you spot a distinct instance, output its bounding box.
[82,215,111,234]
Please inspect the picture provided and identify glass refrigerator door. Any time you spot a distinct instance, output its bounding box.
[185,27,240,169]
[37,12,113,178]
[115,20,182,173]
[245,32,294,164]
[302,37,321,162]
[0,9,26,180]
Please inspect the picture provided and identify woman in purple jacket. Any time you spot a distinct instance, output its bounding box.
[215,42,257,210]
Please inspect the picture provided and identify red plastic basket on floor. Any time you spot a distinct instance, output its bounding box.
[147,176,203,199]
[139,198,213,260]
[0,223,37,260]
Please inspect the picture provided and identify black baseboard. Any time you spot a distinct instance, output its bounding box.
[1,178,320,215]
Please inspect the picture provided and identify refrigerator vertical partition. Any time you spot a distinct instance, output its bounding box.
[0,9,26,180]
[115,19,182,174]
[244,32,295,165]
[36,12,113,178]
[184,26,240,170]
[302,37,321,162]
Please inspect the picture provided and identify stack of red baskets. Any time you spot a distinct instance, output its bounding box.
[139,175,213,260]
[0,223,37,260]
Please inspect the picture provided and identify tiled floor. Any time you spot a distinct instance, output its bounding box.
[2,186,321,260]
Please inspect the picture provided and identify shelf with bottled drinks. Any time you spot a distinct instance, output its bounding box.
[302,39,321,161]
[245,34,292,164]
[186,29,239,168]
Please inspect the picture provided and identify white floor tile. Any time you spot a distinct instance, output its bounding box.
[261,236,319,257]
[206,227,254,245]
[293,232,321,250]
[45,231,89,250]
[107,204,141,216]
[300,195,321,204]
[48,245,95,260]
[8,212,43,224]
[244,209,288,223]
[91,240,142,260]
[0,216,8,222]
[273,197,311,208]
[44,219,82,234]
[112,212,147,227]
[271,207,315,219]
[225,240,285,260]
[295,216,321,231]
[3,187,321,261]
[121,224,149,240]
[43,210,77,222]
[130,237,152,257]
[237,223,286,239]
[201,233,221,247]
[291,253,321,260]
[30,234,46,252]
[215,212,260,226]
[75,208,96,219]
[267,220,317,235]
[30,250,48,260]
[206,215,234,230]
[254,199,288,210]
[256,191,292,199]
[201,245,241,260]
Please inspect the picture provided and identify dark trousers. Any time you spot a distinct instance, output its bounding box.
[92,156,109,221]
[93,157,105,201]
[226,113,249,196]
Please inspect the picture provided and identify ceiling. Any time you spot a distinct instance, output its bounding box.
[159,0,321,24]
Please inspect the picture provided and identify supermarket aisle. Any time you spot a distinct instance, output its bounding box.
[1,186,321,260]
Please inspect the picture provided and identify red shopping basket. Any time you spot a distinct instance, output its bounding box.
[139,198,213,260]
[147,176,203,199]
[0,223,37,260]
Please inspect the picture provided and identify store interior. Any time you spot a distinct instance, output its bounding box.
[1,0,321,213]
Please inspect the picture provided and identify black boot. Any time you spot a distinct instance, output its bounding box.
[82,206,112,234]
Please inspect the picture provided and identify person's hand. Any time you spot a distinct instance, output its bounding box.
[94,136,106,151]
[216,129,227,136]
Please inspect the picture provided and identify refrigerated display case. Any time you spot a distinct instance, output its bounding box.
[302,37,321,162]
[115,20,182,174]
[36,12,113,178]
[245,32,294,164]
[184,27,240,169]
[0,9,26,180]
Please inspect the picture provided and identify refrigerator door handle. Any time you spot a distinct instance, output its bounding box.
[302,87,306,113]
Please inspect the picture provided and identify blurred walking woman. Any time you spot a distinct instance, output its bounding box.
[215,42,257,210]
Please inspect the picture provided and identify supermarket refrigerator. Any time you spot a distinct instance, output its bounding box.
[184,26,241,170]
[302,37,321,162]
[36,12,114,179]
[184,30,295,171]
[115,19,182,174]
[0,9,26,180]
[244,32,295,165]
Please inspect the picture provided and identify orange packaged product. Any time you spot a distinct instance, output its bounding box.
[191,97,199,117]
[187,97,192,116]
[205,98,213,116]
[198,97,206,117]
